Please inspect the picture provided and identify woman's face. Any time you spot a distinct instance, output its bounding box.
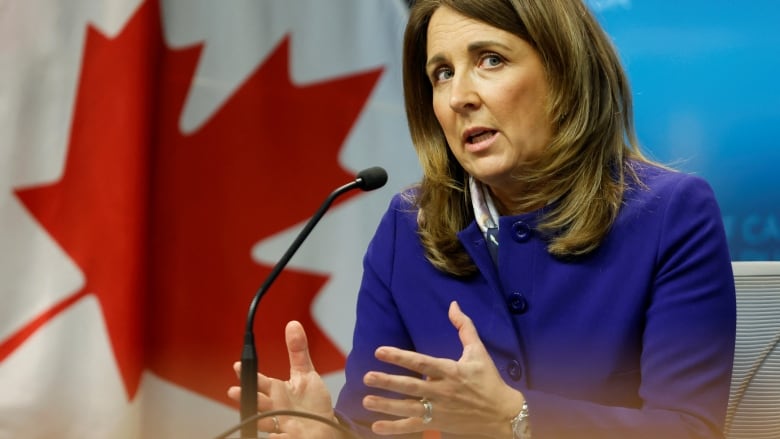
[426,6,553,201]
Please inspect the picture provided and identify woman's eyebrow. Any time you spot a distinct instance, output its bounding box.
[426,39,512,69]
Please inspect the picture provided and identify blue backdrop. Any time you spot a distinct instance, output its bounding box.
[591,1,780,260]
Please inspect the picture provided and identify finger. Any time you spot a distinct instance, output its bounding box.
[285,320,316,375]
[261,415,279,435]
[371,417,426,435]
[233,361,241,379]
[226,386,274,411]
[374,346,451,378]
[364,370,427,397]
[448,301,487,356]
[257,372,274,395]
[227,385,240,402]
[363,395,426,420]
[227,386,274,412]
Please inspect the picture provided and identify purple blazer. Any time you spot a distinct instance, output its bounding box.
[335,163,736,439]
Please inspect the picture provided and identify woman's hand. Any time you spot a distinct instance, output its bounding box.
[362,301,525,437]
[227,320,337,438]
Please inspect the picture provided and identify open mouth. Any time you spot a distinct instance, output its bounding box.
[466,129,497,144]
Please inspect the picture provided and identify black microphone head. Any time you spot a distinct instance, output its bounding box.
[355,166,388,191]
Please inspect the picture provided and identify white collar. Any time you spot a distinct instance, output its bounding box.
[469,176,501,236]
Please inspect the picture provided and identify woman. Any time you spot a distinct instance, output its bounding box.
[229,1,736,438]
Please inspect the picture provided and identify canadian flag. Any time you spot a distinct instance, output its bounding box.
[0,0,418,437]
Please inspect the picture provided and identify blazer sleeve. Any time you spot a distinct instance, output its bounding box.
[334,193,423,439]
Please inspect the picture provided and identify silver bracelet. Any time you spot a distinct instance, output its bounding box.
[510,400,531,439]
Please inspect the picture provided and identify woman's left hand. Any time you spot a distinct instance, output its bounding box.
[362,301,525,437]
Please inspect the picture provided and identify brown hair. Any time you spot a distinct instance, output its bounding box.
[403,0,652,276]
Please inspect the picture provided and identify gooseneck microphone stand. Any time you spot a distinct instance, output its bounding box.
[239,167,387,438]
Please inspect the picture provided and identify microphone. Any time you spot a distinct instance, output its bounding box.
[239,166,388,438]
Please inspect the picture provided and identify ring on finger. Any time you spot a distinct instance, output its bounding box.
[420,398,433,424]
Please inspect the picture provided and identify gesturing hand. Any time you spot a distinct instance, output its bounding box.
[227,320,337,438]
[361,301,525,437]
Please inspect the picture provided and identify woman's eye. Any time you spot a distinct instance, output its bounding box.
[481,54,503,68]
[432,67,453,83]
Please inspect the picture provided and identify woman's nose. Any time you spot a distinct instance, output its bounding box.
[448,73,480,112]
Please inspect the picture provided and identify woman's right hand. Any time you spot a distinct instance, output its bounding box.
[227,320,338,438]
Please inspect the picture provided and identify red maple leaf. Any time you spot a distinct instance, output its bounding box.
[5,1,160,398]
[147,25,384,405]
[5,0,383,407]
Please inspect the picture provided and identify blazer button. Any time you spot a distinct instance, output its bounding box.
[507,292,529,314]
[506,360,523,381]
[511,221,532,243]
